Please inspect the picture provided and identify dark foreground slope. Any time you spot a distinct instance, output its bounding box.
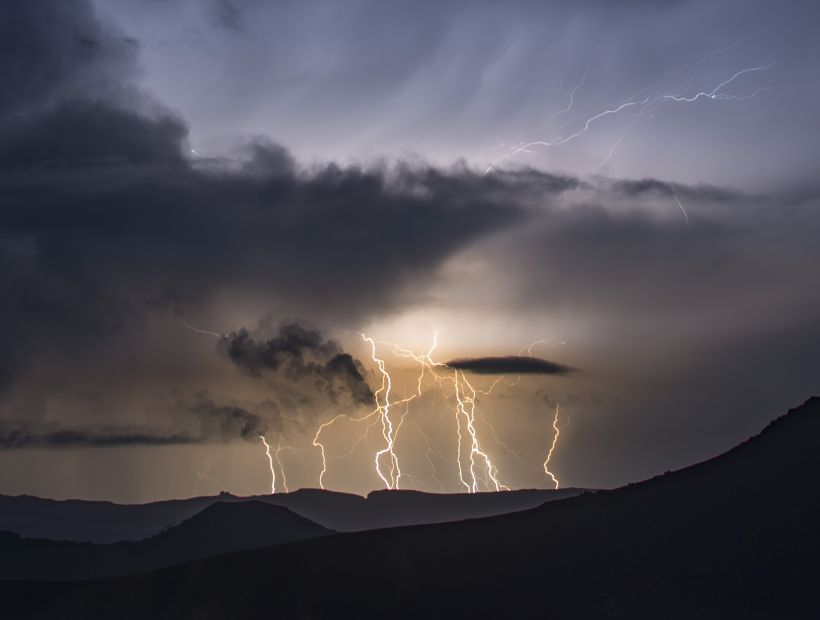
[4,397,819,619]
[0,487,582,542]
[0,501,331,580]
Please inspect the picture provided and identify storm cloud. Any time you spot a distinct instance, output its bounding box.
[0,0,818,497]
[220,323,375,406]
[0,1,568,395]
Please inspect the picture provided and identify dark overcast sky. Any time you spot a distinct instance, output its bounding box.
[0,0,818,502]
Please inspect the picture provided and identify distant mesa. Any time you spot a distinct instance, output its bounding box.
[445,355,573,375]
[0,487,581,544]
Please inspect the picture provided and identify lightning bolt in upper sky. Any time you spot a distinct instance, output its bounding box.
[482,39,773,191]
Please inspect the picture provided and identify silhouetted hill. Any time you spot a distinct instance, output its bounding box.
[360,487,582,528]
[3,397,817,619]
[0,501,331,581]
[0,487,582,542]
[0,493,233,543]
[147,500,331,559]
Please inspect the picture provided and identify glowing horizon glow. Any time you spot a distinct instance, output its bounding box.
[186,323,566,494]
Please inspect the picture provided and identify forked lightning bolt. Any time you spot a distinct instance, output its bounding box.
[363,333,402,489]
[185,322,566,494]
[483,39,773,177]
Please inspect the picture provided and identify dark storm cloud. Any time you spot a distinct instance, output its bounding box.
[0,2,138,118]
[0,1,565,394]
[0,397,267,450]
[446,356,573,376]
[0,152,541,389]
[0,0,818,498]
[0,100,186,168]
[220,323,375,405]
[0,1,184,170]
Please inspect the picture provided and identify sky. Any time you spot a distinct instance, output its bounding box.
[0,0,818,502]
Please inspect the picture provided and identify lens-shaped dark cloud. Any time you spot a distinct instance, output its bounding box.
[446,356,573,376]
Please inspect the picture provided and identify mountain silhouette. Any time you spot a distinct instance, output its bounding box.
[0,487,582,542]
[0,500,331,581]
[2,397,818,618]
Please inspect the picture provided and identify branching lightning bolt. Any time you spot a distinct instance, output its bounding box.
[362,333,403,489]
[182,322,568,494]
[538,53,594,133]
[310,333,416,491]
[483,38,773,175]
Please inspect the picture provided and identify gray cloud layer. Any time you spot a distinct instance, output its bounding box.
[0,396,266,450]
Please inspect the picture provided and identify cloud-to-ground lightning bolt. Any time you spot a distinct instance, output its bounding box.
[379,332,514,492]
[311,334,407,490]
[453,370,508,492]
[483,38,773,175]
[183,320,568,494]
[274,442,290,493]
[520,338,568,489]
[259,435,276,494]
[543,405,562,489]
[310,333,416,490]
[362,333,403,489]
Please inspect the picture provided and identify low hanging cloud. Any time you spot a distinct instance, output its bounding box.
[220,323,375,406]
[445,356,573,376]
[0,396,267,450]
